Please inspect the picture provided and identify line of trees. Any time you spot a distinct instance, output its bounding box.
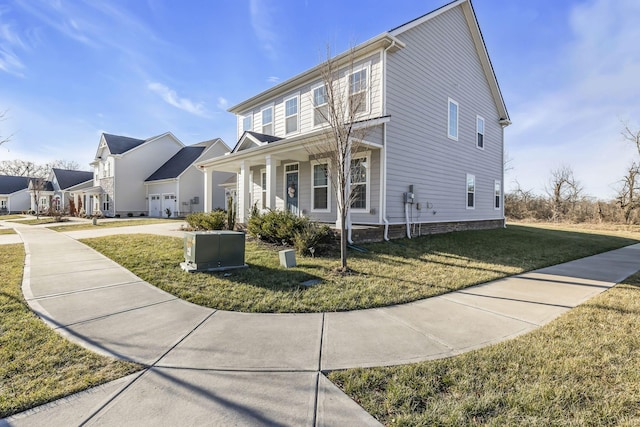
[506,123,640,224]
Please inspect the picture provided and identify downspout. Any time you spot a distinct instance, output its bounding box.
[405,201,411,239]
[381,40,397,241]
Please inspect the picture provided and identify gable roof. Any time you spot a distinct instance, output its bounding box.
[145,145,207,182]
[52,168,94,190]
[389,0,510,122]
[102,133,147,154]
[0,175,30,195]
[232,131,283,153]
[28,178,54,192]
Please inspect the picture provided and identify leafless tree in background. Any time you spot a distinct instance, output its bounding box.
[546,166,582,221]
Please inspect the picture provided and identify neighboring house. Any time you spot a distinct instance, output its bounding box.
[0,175,31,214]
[197,0,510,240]
[144,138,232,217]
[28,178,55,213]
[49,168,94,212]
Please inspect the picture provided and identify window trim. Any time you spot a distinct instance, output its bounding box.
[311,160,331,213]
[284,93,300,135]
[348,61,371,116]
[241,113,252,133]
[311,82,329,128]
[283,162,300,215]
[476,115,485,149]
[261,105,274,135]
[448,98,459,141]
[494,179,501,210]
[350,151,371,213]
[466,173,475,210]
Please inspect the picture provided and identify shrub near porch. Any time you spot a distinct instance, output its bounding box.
[81,224,640,313]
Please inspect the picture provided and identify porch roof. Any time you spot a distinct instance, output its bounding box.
[197,115,390,173]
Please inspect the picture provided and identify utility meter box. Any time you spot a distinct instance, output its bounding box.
[181,231,248,273]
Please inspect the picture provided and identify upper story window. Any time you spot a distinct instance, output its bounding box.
[102,160,111,178]
[349,67,368,115]
[477,116,485,149]
[312,84,328,127]
[312,162,329,211]
[494,180,501,209]
[242,115,252,133]
[350,154,369,211]
[466,173,475,209]
[284,95,299,134]
[261,107,273,135]
[448,98,459,140]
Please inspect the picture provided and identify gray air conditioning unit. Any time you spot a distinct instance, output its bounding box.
[180,231,248,273]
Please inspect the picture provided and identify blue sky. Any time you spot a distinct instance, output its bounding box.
[1,0,638,199]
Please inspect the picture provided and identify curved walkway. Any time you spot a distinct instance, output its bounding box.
[2,223,640,426]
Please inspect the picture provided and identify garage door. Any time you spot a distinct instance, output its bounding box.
[162,194,177,217]
[149,194,161,217]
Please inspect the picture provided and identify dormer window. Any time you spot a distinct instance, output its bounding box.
[312,84,328,126]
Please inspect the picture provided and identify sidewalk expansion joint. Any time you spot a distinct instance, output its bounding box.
[440,294,545,326]
[27,280,148,301]
[377,309,455,352]
[29,265,128,278]
[147,366,320,374]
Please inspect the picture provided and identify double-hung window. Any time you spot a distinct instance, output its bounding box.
[312,84,328,126]
[476,116,485,149]
[350,155,369,210]
[466,174,475,209]
[312,162,329,211]
[349,67,368,115]
[448,98,459,140]
[284,95,299,134]
[494,180,501,209]
[261,107,273,135]
[242,115,252,133]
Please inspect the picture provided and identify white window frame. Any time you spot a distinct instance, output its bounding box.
[0,199,6,209]
[261,105,274,135]
[260,169,267,210]
[350,151,371,213]
[311,82,328,128]
[348,61,371,116]
[102,194,110,212]
[448,98,459,141]
[311,160,330,213]
[476,115,485,149]
[466,173,475,209]
[241,113,252,133]
[284,93,300,135]
[494,180,501,210]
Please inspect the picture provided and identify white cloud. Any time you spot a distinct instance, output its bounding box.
[266,76,280,84]
[249,0,279,61]
[0,23,26,76]
[506,0,640,199]
[148,82,210,118]
[216,97,228,110]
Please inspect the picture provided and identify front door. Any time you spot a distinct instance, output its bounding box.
[285,164,299,216]
[149,194,161,217]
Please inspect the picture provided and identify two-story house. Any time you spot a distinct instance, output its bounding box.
[196,0,510,240]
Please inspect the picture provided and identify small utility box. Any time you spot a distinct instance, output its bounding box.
[279,249,296,268]
[181,231,248,273]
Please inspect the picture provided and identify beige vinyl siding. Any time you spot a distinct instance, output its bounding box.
[385,4,503,225]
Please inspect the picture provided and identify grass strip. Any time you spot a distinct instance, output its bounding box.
[329,273,640,426]
[0,244,141,418]
[49,218,180,232]
[81,224,639,313]
[0,228,16,235]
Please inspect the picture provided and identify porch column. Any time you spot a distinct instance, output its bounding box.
[203,167,213,213]
[238,160,251,223]
[265,155,276,209]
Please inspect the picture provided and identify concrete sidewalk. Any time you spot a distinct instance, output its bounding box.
[3,226,640,426]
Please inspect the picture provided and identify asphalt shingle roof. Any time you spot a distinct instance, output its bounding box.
[103,134,146,155]
[246,131,283,143]
[0,175,30,194]
[52,169,94,190]
[145,146,206,182]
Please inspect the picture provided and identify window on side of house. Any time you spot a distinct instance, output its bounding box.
[448,98,459,140]
[350,155,369,211]
[262,107,273,135]
[312,163,329,211]
[312,84,328,127]
[284,95,299,134]
[466,174,475,209]
[477,116,485,149]
[242,114,252,133]
[261,170,267,210]
[0,200,6,209]
[495,180,501,209]
[102,194,110,211]
[349,68,368,115]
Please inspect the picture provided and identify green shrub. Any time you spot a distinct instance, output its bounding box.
[186,211,226,230]
[293,222,333,256]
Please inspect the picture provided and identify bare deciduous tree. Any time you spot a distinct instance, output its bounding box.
[617,162,640,224]
[28,177,48,219]
[306,46,374,271]
[0,159,81,178]
[0,110,11,148]
[546,166,582,221]
[622,122,640,157]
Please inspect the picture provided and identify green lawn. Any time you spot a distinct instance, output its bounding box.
[81,224,639,313]
[6,217,61,225]
[49,218,181,232]
[0,228,16,235]
[329,272,640,426]
[0,244,141,418]
[0,214,26,220]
